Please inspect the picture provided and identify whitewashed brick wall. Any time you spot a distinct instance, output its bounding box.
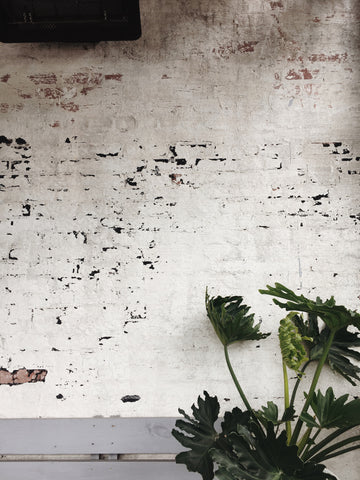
[0,0,359,476]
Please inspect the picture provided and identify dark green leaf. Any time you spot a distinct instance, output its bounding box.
[206,290,270,346]
[261,401,279,424]
[301,387,360,429]
[288,313,360,386]
[308,326,360,385]
[221,407,251,436]
[172,391,220,480]
[260,283,360,332]
[211,424,335,480]
[282,405,297,423]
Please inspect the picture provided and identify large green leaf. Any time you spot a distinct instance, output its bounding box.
[206,290,270,346]
[260,283,360,332]
[172,392,253,480]
[320,327,360,386]
[211,424,336,480]
[301,387,360,429]
[294,315,360,385]
[172,391,220,480]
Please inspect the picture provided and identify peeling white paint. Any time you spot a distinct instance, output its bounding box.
[0,0,359,476]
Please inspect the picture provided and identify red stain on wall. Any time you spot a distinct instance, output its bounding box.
[270,1,284,9]
[28,73,57,85]
[285,69,317,80]
[308,53,348,63]
[65,72,102,85]
[1,74,10,83]
[37,87,63,100]
[213,41,259,58]
[287,53,348,64]
[0,103,9,113]
[65,72,103,95]
[0,368,47,385]
[286,69,302,80]
[104,74,123,81]
[61,102,80,112]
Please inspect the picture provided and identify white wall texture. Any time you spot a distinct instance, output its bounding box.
[0,0,359,475]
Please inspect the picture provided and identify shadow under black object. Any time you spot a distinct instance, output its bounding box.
[0,0,141,42]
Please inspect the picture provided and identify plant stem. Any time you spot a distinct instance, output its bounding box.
[297,427,312,455]
[319,444,360,461]
[289,361,311,408]
[224,344,253,413]
[301,428,321,460]
[282,360,291,442]
[310,435,360,464]
[303,426,351,461]
[290,329,336,446]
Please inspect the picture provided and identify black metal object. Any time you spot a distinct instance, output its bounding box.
[0,0,141,42]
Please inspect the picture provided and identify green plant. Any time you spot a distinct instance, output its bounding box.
[172,283,360,480]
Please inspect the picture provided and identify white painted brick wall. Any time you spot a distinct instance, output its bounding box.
[0,0,359,476]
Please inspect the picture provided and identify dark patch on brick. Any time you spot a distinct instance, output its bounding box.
[170,145,177,156]
[312,193,329,201]
[126,177,137,186]
[113,227,124,234]
[169,173,183,184]
[137,166,145,172]
[143,261,154,269]
[322,143,330,147]
[9,249,18,260]
[99,336,112,345]
[96,152,119,158]
[121,395,140,403]
[154,158,169,163]
[0,135,12,146]
[342,158,352,162]
[22,204,31,216]
[89,269,100,279]
[334,142,342,147]
[176,158,187,165]
[56,393,64,399]
[65,138,71,143]
[15,137,26,145]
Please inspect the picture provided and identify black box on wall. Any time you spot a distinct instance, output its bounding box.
[0,0,141,42]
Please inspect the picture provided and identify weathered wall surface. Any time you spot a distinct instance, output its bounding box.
[0,0,359,473]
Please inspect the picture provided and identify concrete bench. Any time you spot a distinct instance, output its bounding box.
[0,418,197,480]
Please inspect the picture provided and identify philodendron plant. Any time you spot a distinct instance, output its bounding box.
[172,283,360,480]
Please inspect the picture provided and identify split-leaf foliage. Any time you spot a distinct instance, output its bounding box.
[172,283,360,480]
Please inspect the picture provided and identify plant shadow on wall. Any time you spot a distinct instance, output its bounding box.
[172,284,360,480]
